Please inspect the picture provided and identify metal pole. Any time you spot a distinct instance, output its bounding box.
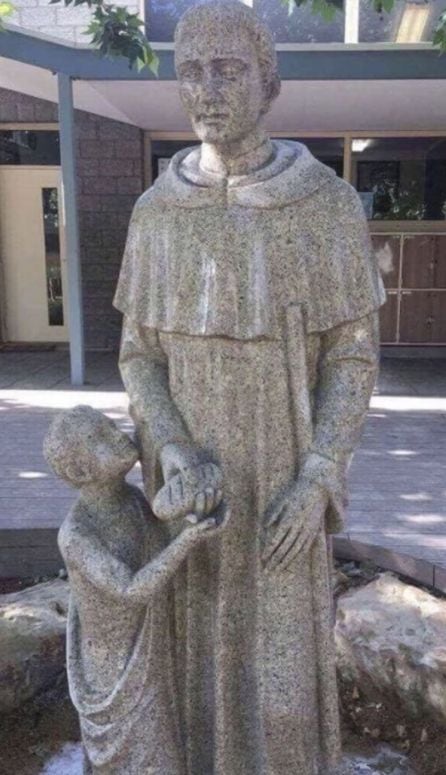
[57,72,85,386]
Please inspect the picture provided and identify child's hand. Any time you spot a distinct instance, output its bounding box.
[182,504,231,544]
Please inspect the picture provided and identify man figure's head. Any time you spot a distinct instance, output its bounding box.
[175,0,280,146]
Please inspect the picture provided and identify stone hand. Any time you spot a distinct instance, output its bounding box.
[157,442,223,521]
[160,441,204,480]
[181,503,231,544]
[262,478,329,571]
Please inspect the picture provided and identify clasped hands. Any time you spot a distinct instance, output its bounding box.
[153,442,226,535]
[155,442,328,568]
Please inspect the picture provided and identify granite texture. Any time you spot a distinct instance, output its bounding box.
[115,2,383,772]
[0,579,68,712]
[336,573,446,728]
[44,406,224,774]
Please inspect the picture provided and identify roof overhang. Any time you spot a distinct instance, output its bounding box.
[1,26,446,132]
[2,25,446,81]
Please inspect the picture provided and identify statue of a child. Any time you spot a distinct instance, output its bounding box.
[44,405,226,775]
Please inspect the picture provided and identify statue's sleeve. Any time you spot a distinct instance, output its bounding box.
[59,515,192,604]
[119,316,192,456]
[300,311,380,533]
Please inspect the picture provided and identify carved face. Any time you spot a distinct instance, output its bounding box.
[176,28,267,145]
[88,414,138,483]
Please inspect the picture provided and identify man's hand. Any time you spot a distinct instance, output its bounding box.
[160,441,203,480]
[262,478,329,572]
[157,442,223,521]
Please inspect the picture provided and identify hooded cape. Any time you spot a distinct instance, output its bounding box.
[114,140,385,339]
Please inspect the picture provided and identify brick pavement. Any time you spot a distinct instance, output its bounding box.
[0,351,445,576]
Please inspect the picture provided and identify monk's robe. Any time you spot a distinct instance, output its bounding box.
[114,141,385,775]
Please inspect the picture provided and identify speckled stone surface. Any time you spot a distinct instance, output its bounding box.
[44,406,222,774]
[114,1,384,773]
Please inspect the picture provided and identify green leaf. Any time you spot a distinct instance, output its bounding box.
[380,0,394,14]
[433,11,446,53]
[311,0,337,22]
[0,1,15,17]
[148,49,159,75]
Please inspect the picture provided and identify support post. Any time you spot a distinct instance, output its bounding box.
[345,0,359,43]
[57,72,85,386]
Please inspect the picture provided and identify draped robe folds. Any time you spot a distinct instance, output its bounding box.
[61,503,185,775]
[114,141,385,775]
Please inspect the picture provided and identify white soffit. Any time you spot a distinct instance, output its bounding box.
[90,79,446,132]
[1,57,446,133]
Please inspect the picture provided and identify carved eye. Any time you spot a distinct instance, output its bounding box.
[178,62,202,81]
[215,59,248,80]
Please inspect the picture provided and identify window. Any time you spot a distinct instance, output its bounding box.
[359,0,444,43]
[146,0,196,42]
[254,0,344,43]
[42,188,64,326]
[352,137,446,221]
[151,140,199,179]
[287,137,344,176]
[145,0,345,42]
[0,131,60,165]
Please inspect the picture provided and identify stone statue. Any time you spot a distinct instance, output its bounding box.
[113,1,385,773]
[44,405,228,774]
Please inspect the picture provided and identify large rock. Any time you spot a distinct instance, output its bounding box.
[0,579,69,712]
[336,572,446,726]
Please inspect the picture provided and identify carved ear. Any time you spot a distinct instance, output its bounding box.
[262,74,281,114]
[66,462,90,484]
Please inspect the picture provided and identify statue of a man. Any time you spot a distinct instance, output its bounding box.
[114,2,385,773]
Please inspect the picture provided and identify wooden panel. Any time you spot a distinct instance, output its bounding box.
[434,236,446,288]
[399,291,433,343]
[371,235,400,289]
[401,235,436,289]
[379,291,398,343]
[431,292,446,343]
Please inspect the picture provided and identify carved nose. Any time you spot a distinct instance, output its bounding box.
[200,76,221,101]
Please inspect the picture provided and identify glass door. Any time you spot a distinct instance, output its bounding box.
[0,167,68,343]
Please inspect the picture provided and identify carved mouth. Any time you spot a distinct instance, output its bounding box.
[199,114,228,122]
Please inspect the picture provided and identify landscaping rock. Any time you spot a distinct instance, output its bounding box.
[336,572,446,726]
[0,579,69,712]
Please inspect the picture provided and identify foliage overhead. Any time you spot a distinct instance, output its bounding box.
[49,0,159,73]
[0,1,14,31]
[0,0,445,67]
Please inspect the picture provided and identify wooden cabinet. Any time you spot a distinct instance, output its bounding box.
[371,235,400,289]
[380,291,398,343]
[402,236,436,289]
[399,291,433,343]
[372,231,446,345]
[434,236,446,288]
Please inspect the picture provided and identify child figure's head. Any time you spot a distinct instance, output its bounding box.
[44,405,138,488]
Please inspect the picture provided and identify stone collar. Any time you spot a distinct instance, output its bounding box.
[155,140,336,210]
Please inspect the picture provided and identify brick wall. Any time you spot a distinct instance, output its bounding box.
[10,0,140,45]
[76,110,144,350]
[0,88,144,350]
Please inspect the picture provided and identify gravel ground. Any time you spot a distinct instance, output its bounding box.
[40,742,411,774]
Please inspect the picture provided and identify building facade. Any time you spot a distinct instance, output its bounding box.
[0,0,446,357]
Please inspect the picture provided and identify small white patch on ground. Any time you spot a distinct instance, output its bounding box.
[343,744,412,774]
[41,742,83,775]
